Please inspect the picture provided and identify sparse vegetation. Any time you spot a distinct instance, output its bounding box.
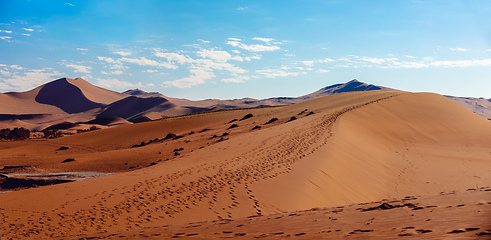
[163,133,177,140]
[252,125,261,130]
[240,113,253,121]
[228,124,239,129]
[228,119,238,123]
[43,129,63,139]
[287,116,297,122]
[306,111,315,116]
[266,117,278,124]
[0,127,31,140]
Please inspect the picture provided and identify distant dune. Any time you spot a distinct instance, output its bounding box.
[0,90,489,239]
[0,78,396,131]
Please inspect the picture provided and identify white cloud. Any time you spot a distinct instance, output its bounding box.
[10,65,24,70]
[0,36,12,40]
[228,37,242,41]
[256,69,302,78]
[162,67,215,88]
[302,60,315,67]
[121,57,178,69]
[237,7,248,11]
[96,78,142,90]
[450,48,468,52]
[114,51,132,56]
[65,3,74,6]
[76,48,88,51]
[22,28,34,32]
[22,33,31,36]
[154,51,191,64]
[232,50,241,54]
[0,30,12,33]
[0,68,65,91]
[317,69,330,73]
[197,48,243,62]
[98,56,117,63]
[222,75,250,83]
[198,39,210,43]
[111,70,123,75]
[144,69,158,73]
[226,40,281,52]
[65,63,92,73]
[253,37,275,43]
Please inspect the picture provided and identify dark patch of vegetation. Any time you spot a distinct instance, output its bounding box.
[188,131,195,135]
[287,116,297,122]
[61,158,75,163]
[298,109,308,115]
[173,148,184,152]
[76,125,101,133]
[163,133,177,140]
[210,135,218,139]
[173,135,184,140]
[0,127,30,140]
[306,111,315,116]
[131,141,146,148]
[228,119,238,123]
[227,124,239,129]
[265,118,278,124]
[57,146,70,151]
[43,129,64,139]
[199,128,210,133]
[240,113,254,121]
[221,132,229,137]
[252,126,261,130]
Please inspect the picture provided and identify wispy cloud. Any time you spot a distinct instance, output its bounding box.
[221,75,250,83]
[252,37,275,43]
[256,69,303,78]
[0,66,64,91]
[65,63,92,73]
[0,36,12,40]
[450,48,468,52]
[0,30,12,33]
[237,7,248,11]
[114,51,132,56]
[22,28,34,32]
[226,40,281,52]
[76,48,88,51]
[65,3,75,6]
[120,57,178,69]
[162,67,215,88]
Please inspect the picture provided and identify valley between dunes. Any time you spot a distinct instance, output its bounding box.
[0,90,490,239]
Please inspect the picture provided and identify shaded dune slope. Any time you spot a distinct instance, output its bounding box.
[35,78,105,114]
[0,91,490,239]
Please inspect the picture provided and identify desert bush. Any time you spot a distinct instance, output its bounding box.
[266,117,278,124]
[0,127,30,140]
[240,113,253,121]
[227,124,239,129]
[89,126,100,131]
[287,116,297,122]
[0,128,10,139]
[43,129,63,139]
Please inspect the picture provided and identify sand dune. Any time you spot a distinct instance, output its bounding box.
[0,90,489,239]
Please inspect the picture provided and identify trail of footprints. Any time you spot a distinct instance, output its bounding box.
[0,95,397,239]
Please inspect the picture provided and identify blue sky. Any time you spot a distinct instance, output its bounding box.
[1,0,490,100]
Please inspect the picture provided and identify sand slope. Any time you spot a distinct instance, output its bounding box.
[0,91,490,239]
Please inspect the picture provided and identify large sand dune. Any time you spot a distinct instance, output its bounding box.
[0,90,490,239]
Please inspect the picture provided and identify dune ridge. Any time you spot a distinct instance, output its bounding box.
[0,90,490,239]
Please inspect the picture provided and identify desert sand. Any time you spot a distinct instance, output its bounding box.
[0,90,490,239]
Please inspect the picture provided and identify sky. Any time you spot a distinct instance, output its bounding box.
[0,0,491,100]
